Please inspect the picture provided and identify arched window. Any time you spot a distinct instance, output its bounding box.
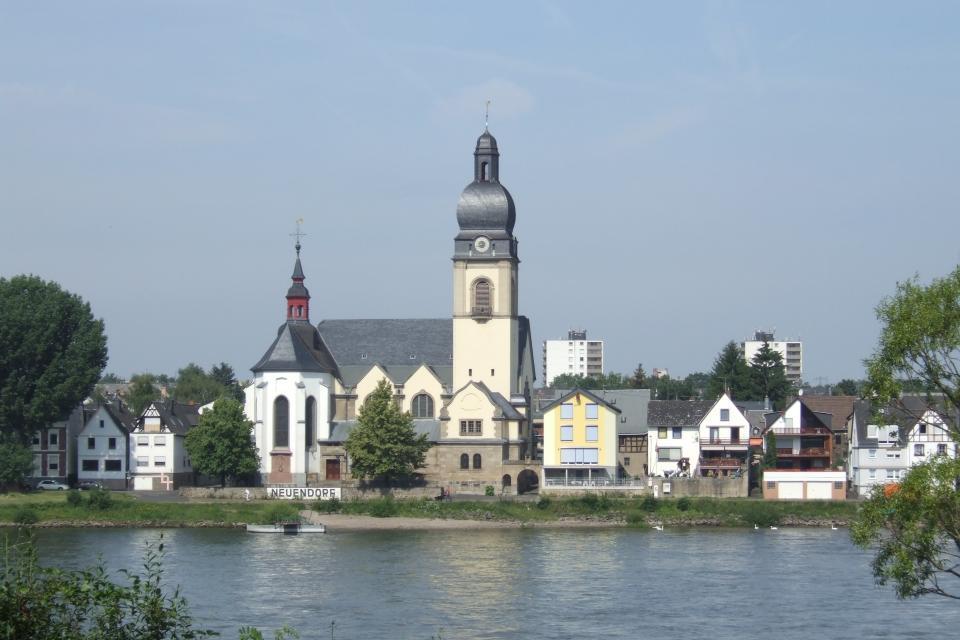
[473,454,482,470]
[460,453,469,470]
[273,396,289,449]
[411,393,434,418]
[481,162,488,181]
[305,396,316,449]
[472,279,491,315]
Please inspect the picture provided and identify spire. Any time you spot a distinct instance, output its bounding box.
[285,221,310,322]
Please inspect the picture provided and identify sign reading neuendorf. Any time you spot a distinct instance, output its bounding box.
[268,487,341,500]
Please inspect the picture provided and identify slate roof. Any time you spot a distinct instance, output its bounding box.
[251,322,339,374]
[316,319,452,368]
[853,396,958,446]
[321,419,441,443]
[145,401,200,435]
[100,400,138,433]
[540,388,622,414]
[797,395,857,432]
[647,400,714,428]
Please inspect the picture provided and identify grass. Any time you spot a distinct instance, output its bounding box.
[0,492,308,527]
[0,492,862,528]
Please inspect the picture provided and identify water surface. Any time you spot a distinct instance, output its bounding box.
[18,527,958,639]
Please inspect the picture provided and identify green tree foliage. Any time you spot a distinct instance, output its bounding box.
[0,534,215,639]
[98,372,124,384]
[126,373,160,415]
[0,440,35,490]
[185,398,260,487]
[749,341,792,408]
[629,363,646,389]
[550,372,630,390]
[209,362,245,403]
[707,342,754,401]
[172,363,226,406]
[0,275,108,445]
[344,379,431,482]
[832,378,860,396]
[864,266,960,427]
[851,456,960,600]
[763,430,778,468]
[646,375,697,400]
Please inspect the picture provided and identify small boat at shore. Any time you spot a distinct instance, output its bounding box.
[246,521,325,535]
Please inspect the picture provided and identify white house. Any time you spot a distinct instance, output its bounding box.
[77,401,136,489]
[647,399,713,476]
[130,401,199,491]
[849,398,957,496]
[697,394,751,477]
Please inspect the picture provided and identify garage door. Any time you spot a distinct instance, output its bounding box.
[134,476,153,491]
[778,482,804,500]
[807,482,832,500]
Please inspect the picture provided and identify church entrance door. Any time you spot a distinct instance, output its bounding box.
[325,459,341,480]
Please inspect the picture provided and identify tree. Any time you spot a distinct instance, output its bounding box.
[99,372,124,383]
[833,378,860,396]
[209,362,245,403]
[344,379,431,482]
[864,266,960,427]
[126,373,160,415]
[0,275,108,445]
[707,342,755,401]
[763,430,778,468]
[749,341,791,408]
[550,372,630,390]
[184,398,260,487]
[851,456,960,600]
[0,440,35,490]
[172,363,225,406]
[629,363,647,389]
[856,266,960,599]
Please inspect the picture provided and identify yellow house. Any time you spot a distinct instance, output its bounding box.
[541,389,620,487]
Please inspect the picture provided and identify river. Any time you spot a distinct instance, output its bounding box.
[15,527,959,639]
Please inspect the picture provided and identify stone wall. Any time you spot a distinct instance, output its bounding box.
[541,475,749,498]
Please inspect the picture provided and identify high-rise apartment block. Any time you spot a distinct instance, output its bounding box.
[543,330,604,386]
[742,330,803,384]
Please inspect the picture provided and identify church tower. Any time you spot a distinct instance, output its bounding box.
[452,129,524,399]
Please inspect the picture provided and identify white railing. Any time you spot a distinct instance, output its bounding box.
[543,478,646,487]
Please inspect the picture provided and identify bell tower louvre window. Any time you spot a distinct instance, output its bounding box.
[472,279,492,317]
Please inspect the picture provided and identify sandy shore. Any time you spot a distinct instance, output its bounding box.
[299,511,623,531]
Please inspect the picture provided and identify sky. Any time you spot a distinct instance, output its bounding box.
[2,1,959,385]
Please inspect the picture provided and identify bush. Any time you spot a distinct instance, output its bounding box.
[262,503,300,524]
[87,487,113,510]
[66,490,83,506]
[313,497,342,514]
[625,510,646,526]
[484,485,495,497]
[739,502,780,528]
[677,497,691,512]
[579,493,599,509]
[367,497,398,518]
[641,495,659,512]
[13,506,38,525]
[536,496,552,510]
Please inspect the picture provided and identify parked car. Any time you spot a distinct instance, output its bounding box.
[37,480,69,491]
[78,481,103,490]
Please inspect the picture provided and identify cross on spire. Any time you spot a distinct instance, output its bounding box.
[485,100,491,130]
[290,218,306,255]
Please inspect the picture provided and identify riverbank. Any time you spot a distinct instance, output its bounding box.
[0,492,860,529]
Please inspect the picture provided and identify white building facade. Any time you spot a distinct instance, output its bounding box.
[743,330,802,384]
[78,402,135,490]
[542,329,603,386]
[129,401,198,491]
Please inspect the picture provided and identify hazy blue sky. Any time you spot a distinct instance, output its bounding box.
[2,1,959,384]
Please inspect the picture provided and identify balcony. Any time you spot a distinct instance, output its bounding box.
[777,447,829,458]
[699,457,744,469]
[770,427,831,436]
[700,438,749,448]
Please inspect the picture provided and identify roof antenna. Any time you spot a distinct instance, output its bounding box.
[290,218,306,256]
[485,100,491,130]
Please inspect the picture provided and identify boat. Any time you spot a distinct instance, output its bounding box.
[246,521,325,534]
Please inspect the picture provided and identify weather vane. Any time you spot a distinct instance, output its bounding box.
[291,218,306,255]
[485,100,491,129]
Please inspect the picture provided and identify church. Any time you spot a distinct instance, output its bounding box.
[244,129,540,494]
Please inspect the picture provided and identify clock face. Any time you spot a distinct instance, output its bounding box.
[473,236,490,253]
